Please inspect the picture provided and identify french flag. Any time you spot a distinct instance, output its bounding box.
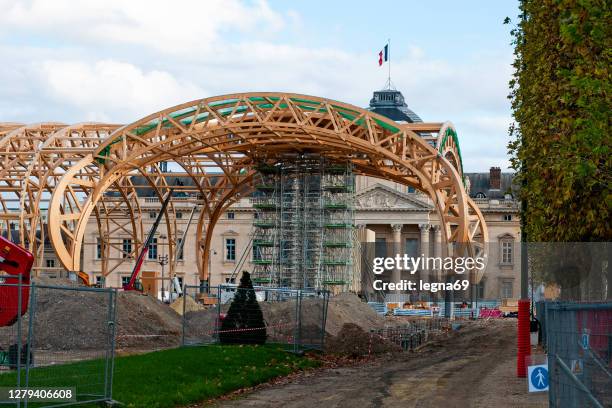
[378,44,389,66]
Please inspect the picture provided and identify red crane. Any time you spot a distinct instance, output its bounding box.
[123,189,174,291]
[0,235,34,327]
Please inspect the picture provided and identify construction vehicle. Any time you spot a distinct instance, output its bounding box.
[123,189,173,291]
[0,235,34,368]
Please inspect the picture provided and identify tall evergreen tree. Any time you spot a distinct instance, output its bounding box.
[219,272,267,344]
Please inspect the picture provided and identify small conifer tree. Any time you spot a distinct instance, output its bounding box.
[219,272,267,344]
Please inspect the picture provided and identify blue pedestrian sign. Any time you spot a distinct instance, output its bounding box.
[528,364,549,392]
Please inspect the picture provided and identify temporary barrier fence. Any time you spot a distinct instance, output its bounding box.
[0,278,117,407]
[181,285,329,353]
[543,302,611,408]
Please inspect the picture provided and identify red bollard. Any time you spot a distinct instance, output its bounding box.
[517,298,531,377]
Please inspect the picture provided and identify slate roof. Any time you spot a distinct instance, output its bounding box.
[367,89,423,123]
[464,172,517,199]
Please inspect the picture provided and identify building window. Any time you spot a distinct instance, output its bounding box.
[501,281,513,299]
[176,237,184,260]
[227,212,235,220]
[148,237,158,260]
[149,212,157,219]
[122,239,132,258]
[476,192,486,199]
[225,238,236,261]
[501,240,513,264]
[95,238,102,259]
[225,277,236,284]
[121,276,130,287]
[176,212,183,219]
[405,238,418,258]
[503,214,512,221]
[475,280,485,299]
[253,212,260,219]
[375,237,387,258]
[46,259,55,268]
[95,276,103,286]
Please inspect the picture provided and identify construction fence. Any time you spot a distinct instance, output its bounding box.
[537,301,611,408]
[526,243,611,407]
[181,285,329,353]
[0,280,117,407]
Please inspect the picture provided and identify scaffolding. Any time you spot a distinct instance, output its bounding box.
[251,157,354,290]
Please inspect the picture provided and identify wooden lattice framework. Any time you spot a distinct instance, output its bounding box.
[0,93,487,284]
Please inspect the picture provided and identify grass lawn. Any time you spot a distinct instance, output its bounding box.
[0,345,319,407]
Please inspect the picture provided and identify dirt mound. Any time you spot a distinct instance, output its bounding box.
[258,292,384,338]
[1,289,383,352]
[183,292,384,345]
[326,293,385,335]
[325,323,402,357]
[170,296,204,315]
[0,288,182,350]
[116,291,182,349]
[33,275,79,287]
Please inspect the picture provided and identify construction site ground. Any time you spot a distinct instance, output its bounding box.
[212,319,549,408]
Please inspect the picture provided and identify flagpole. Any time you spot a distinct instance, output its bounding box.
[388,38,391,89]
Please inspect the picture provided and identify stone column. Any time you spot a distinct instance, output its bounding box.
[391,224,403,292]
[433,225,442,279]
[419,224,431,292]
[355,224,367,293]
[419,224,430,258]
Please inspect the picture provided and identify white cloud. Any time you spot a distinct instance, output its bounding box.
[0,1,514,171]
[0,0,285,54]
[39,60,205,121]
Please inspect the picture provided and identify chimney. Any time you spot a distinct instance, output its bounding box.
[489,167,501,190]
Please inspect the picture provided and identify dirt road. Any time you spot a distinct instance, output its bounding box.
[214,320,548,408]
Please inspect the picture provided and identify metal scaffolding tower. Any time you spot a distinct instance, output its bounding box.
[251,157,354,290]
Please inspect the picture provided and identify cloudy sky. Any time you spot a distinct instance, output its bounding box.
[0,0,519,171]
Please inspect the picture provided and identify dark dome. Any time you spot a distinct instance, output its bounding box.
[367,89,423,123]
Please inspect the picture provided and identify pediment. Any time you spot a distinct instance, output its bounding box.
[355,184,432,211]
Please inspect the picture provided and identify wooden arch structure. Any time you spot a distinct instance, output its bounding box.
[40,93,487,282]
[0,122,167,275]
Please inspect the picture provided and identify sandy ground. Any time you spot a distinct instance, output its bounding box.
[212,319,549,408]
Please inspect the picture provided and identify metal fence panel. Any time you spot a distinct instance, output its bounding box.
[0,281,117,408]
[181,285,329,352]
[545,302,611,408]
[181,285,218,346]
[0,278,27,408]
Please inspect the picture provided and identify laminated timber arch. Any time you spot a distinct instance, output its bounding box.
[0,122,168,276]
[0,122,67,261]
[48,92,487,281]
